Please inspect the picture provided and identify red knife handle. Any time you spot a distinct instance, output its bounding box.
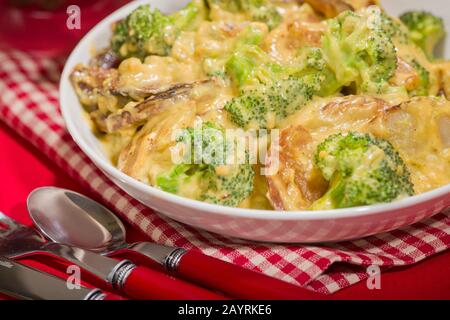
[177,250,324,300]
[121,266,226,300]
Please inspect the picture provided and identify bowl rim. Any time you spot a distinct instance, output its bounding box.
[59,0,450,222]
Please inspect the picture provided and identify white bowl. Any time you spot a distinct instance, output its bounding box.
[60,0,450,243]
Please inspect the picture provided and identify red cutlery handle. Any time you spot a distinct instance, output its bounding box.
[178,250,324,300]
[102,293,127,300]
[122,266,226,300]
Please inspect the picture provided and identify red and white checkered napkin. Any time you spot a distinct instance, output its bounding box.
[1,50,449,294]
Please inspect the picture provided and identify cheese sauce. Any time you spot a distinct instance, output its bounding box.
[73,2,450,210]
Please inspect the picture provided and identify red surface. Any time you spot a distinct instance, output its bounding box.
[103,293,127,300]
[179,250,324,300]
[1,122,449,299]
[0,0,130,56]
[122,265,226,300]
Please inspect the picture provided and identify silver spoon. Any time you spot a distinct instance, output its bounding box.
[27,186,323,299]
[27,187,186,266]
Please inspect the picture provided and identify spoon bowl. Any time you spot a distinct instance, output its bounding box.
[27,187,126,253]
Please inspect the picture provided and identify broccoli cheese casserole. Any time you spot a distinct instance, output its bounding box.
[70,0,450,211]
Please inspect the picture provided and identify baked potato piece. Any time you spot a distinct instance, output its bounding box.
[342,0,379,10]
[369,97,450,193]
[263,4,325,64]
[303,0,378,18]
[99,82,203,133]
[303,0,352,18]
[266,125,327,210]
[280,95,391,135]
[70,64,119,111]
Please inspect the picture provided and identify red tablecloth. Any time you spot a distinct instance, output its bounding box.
[1,121,449,299]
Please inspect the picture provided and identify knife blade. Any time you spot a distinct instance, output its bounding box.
[0,257,113,300]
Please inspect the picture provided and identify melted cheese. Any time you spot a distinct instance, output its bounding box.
[282,96,450,195]
[93,2,450,210]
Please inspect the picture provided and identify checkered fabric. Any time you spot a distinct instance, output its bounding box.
[1,50,449,294]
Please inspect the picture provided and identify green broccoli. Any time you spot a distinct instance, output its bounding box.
[225,45,285,89]
[156,123,255,207]
[322,8,398,94]
[206,0,281,30]
[111,2,204,59]
[400,11,445,60]
[292,47,342,97]
[310,132,414,210]
[224,47,341,129]
[225,75,318,129]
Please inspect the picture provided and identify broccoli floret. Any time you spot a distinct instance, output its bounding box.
[310,132,414,210]
[322,8,398,94]
[206,0,281,30]
[224,47,341,128]
[111,2,204,59]
[156,123,255,207]
[111,5,172,58]
[200,164,255,207]
[292,47,342,97]
[225,45,285,89]
[400,11,445,60]
[225,75,318,129]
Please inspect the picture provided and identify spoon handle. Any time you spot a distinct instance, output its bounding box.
[121,265,227,300]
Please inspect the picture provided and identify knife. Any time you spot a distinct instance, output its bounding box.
[0,257,124,300]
